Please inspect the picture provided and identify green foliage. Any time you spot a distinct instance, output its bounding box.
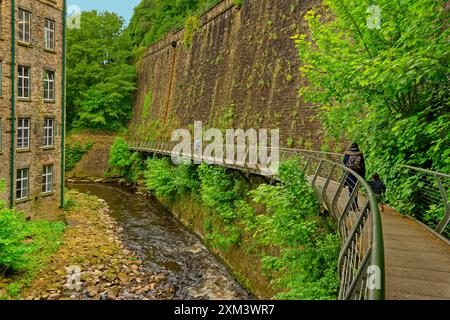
[65,141,94,172]
[184,16,199,48]
[108,138,143,184]
[0,207,29,271]
[250,160,340,299]
[126,0,221,54]
[67,11,136,132]
[142,90,153,117]
[138,156,339,299]
[294,0,449,219]
[233,0,244,9]
[0,181,65,284]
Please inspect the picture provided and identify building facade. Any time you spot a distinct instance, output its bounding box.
[0,0,65,212]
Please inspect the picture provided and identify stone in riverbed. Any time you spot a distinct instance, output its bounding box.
[104,272,116,282]
[86,286,99,297]
[118,273,129,284]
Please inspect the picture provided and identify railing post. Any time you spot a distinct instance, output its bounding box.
[312,160,324,187]
[304,156,312,173]
[435,175,450,234]
[332,172,348,219]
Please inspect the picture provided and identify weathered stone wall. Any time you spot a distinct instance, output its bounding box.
[66,132,116,180]
[0,0,64,213]
[130,0,323,149]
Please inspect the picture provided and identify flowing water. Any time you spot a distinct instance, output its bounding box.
[68,183,251,300]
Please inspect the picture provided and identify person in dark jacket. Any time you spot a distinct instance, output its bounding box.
[369,173,387,212]
[343,142,366,211]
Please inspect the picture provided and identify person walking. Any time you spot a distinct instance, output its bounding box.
[369,173,387,212]
[343,142,366,211]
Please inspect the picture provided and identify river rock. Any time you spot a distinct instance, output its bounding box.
[118,273,129,284]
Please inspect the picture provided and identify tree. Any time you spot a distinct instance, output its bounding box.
[294,0,449,214]
[125,0,220,56]
[67,11,136,132]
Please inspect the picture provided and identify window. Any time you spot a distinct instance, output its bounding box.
[18,9,31,43]
[0,118,2,153]
[42,165,53,193]
[16,168,29,200]
[0,1,3,37]
[44,70,55,100]
[44,19,55,50]
[17,118,30,150]
[18,66,30,99]
[43,118,54,147]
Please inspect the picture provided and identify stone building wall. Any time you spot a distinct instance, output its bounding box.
[130,0,323,149]
[0,0,64,214]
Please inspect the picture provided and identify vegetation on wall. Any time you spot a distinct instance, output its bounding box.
[294,0,449,217]
[67,11,136,132]
[65,141,94,172]
[184,16,199,48]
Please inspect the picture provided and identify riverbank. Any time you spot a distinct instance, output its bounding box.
[13,190,173,300]
[67,183,250,300]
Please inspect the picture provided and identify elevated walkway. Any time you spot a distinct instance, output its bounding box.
[129,141,450,300]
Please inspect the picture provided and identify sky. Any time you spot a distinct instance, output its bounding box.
[67,0,142,26]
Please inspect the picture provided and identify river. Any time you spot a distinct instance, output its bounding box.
[67,183,251,300]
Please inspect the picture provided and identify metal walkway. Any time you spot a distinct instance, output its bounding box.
[129,141,450,300]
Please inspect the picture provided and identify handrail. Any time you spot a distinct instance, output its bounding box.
[128,140,385,300]
[401,164,450,238]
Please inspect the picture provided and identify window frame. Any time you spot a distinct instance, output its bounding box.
[0,61,2,97]
[43,70,55,101]
[18,66,30,99]
[42,164,53,194]
[0,118,2,153]
[16,168,29,201]
[43,118,54,147]
[18,8,31,44]
[44,19,55,50]
[17,118,30,150]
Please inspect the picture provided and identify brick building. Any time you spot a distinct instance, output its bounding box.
[0,0,65,212]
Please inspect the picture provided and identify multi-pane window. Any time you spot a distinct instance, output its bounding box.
[0,118,2,153]
[43,118,54,147]
[17,118,30,150]
[44,70,55,100]
[42,165,53,193]
[0,1,3,37]
[18,9,31,43]
[18,66,30,99]
[44,19,55,50]
[16,168,29,200]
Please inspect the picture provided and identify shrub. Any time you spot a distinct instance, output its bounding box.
[0,207,30,272]
[108,137,143,183]
[250,160,340,299]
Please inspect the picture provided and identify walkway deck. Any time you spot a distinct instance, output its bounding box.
[382,208,450,300]
[316,177,450,300]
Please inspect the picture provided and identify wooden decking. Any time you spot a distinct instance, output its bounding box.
[317,177,450,300]
[382,208,450,300]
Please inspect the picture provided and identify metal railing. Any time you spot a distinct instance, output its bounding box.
[128,140,385,300]
[402,165,450,239]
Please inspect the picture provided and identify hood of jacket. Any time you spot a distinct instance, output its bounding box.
[345,150,363,156]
